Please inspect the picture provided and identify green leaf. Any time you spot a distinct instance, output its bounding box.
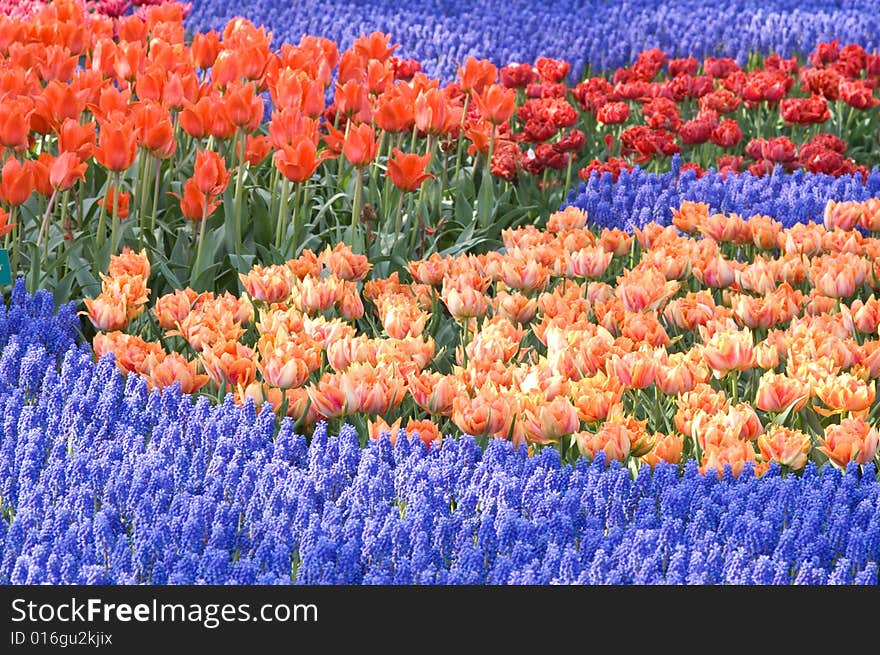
[475,170,495,230]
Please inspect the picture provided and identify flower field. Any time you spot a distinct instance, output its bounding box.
[1,0,880,585]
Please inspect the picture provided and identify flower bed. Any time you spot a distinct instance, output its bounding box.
[0,312,877,583]
[2,0,880,586]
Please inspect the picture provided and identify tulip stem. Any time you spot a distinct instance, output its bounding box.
[563,151,574,203]
[193,201,209,286]
[289,181,303,257]
[109,172,121,255]
[350,167,364,252]
[150,157,161,234]
[275,177,290,251]
[138,152,151,250]
[37,189,57,257]
[459,319,470,368]
[393,189,404,250]
[268,164,280,232]
[233,130,246,257]
[452,94,470,184]
[7,206,18,275]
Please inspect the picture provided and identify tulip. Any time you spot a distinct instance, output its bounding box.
[49,152,87,191]
[0,158,33,206]
[386,149,433,192]
[97,187,130,221]
[758,426,811,470]
[819,418,880,468]
[94,116,138,172]
[342,123,378,168]
[193,149,231,197]
[473,83,516,125]
[145,352,209,394]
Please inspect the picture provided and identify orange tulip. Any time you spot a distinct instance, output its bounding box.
[179,96,218,139]
[342,122,378,167]
[494,290,538,324]
[386,148,433,192]
[819,418,879,468]
[473,83,516,125]
[823,199,862,232]
[757,426,811,470]
[200,341,257,388]
[93,331,163,375]
[857,198,880,232]
[49,152,87,190]
[97,186,131,220]
[379,296,428,339]
[671,201,709,233]
[814,374,875,417]
[108,247,150,279]
[451,390,509,438]
[56,117,96,161]
[334,78,371,123]
[258,342,311,389]
[172,177,221,221]
[407,371,459,416]
[754,371,808,413]
[153,288,199,330]
[0,157,33,206]
[607,346,659,390]
[322,243,372,281]
[368,416,403,444]
[519,394,580,445]
[299,274,344,313]
[656,352,708,396]
[701,328,755,377]
[193,149,231,197]
[223,81,264,132]
[274,135,324,183]
[145,352,210,394]
[94,116,138,172]
[239,264,292,303]
[374,93,414,133]
[403,419,443,448]
[642,433,684,467]
[34,79,87,130]
[568,246,613,279]
[191,30,221,69]
[133,101,176,159]
[83,293,129,331]
[241,134,272,166]
[441,277,489,321]
[413,87,451,135]
[616,266,679,312]
[570,373,622,424]
[0,207,14,238]
[699,441,758,479]
[459,56,498,94]
[0,96,33,151]
[546,206,589,233]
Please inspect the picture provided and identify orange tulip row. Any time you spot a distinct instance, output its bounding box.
[82,197,880,476]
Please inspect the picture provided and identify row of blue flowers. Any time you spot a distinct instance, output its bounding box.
[0,281,878,584]
[187,0,880,81]
[566,160,880,230]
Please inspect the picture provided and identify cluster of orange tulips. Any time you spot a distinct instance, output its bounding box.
[84,197,880,476]
[0,0,536,302]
